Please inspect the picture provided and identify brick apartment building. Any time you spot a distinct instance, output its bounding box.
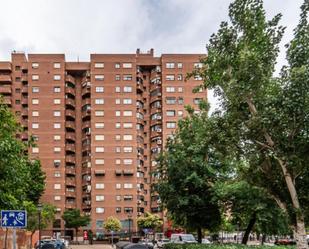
[0,49,206,235]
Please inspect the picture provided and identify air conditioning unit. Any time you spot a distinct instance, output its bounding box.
[157,129,162,133]
[137,212,142,216]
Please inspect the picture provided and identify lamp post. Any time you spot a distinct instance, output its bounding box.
[37,203,43,249]
[128,213,132,242]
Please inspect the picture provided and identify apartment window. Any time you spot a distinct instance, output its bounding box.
[54,160,61,167]
[32,123,39,129]
[123,111,132,117]
[124,183,133,189]
[54,171,61,177]
[123,75,132,81]
[166,110,176,116]
[166,63,175,69]
[32,87,39,93]
[115,147,121,153]
[116,195,121,201]
[166,75,175,81]
[177,63,183,68]
[54,111,61,117]
[166,87,175,92]
[116,207,121,213]
[54,63,61,69]
[32,135,39,141]
[54,184,61,190]
[123,195,133,201]
[194,62,203,68]
[32,147,39,153]
[54,196,61,201]
[54,135,61,141]
[32,99,39,105]
[178,97,184,104]
[123,99,132,105]
[54,99,61,104]
[95,86,104,93]
[115,74,121,80]
[95,75,104,81]
[115,111,121,117]
[95,159,105,165]
[95,123,104,129]
[123,135,133,141]
[54,75,61,80]
[32,63,39,69]
[15,77,21,82]
[95,111,104,117]
[123,159,133,165]
[116,183,121,189]
[178,110,184,116]
[96,195,105,201]
[32,111,39,117]
[166,97,176,104]
[15,66,21,71]
[177,74,183,81]
[123,63,132,68]
[115,123,121,129]
[115,63,120,68]
[95,99,104,105]
[95,183,105,189]
[54,147,61,153]
[115,99,121,105]
[194,75,203,80]
[95,135,105,141]
[95,147,105,153]
[123,123,133,128]
[32,75,39,81]
[115,135,121,141]
[194,98,202,105]
[115,86,121,93]
[115,159,121,165]
[178,87,183,92]
[123,86,132,92]
[54,87,61,93]
[54,123,61,129]
[166,122,176,129]
[15,100,20,105]
[95,63,104,68]
[96,208,105,214]
[123,147,133,153]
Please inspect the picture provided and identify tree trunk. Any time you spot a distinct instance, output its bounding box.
[29,231,35,249]
[242,212,256,245]
[293,213,308,249]
[4,228,8,249]
[197,227,202,243]
[75,228,78,242]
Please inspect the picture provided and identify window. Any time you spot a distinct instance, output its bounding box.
[115,135,121,141]
[123,135,133,141]
[32,87,39,93]
[32,123,39,129]
[54,171,61,177]
[54,147,61,153]
[116,195,121,201]
[116,183,121,189]
[123,111,132,117]
[194,75,203,80]
[166,63,175,69]
[194,98,202,105]
[123,63,132,68]
[32,63,39,69]
[95,63,104,68]
[177,74,183,81]
[178,87,183,92]
[15,66,21,71]
[115,123,121,129]
[95,147,105,153]
[194,62,203,68]
[115,74,121,80]
[96,208,105,214]
[123,99,132,105]
[124,183,133,189]
[95,111,104,117]
[115,111,121,117]
[123,86,132,92]
[54,111,61,117]
[54,184,61,190]
[95,99,104,105]
[115,86,121,93]
[54,99,61,104]
[166,75,175,81]
[123,147,133,153]
[178,110,184,116]
[95,75,104,81]
[32,135,39,141]
[95,135,105,141]
[95,183,105,189]
[166,87,175,92]
[54,160,61,167]
[115,99,121,104]
[178,97,184,104]
[54,87,61,93]
[32,75,39,80]
[15,77,21,82]
[54,63,61,69]
[54,135,61,141]
[32,99,39,105]
[166,122,176,129]
[95,159,105,165]
[123,75,132,81]
[177,63,183,68]
[166,97,176,105]
[123,159,133,165]
[115,63,120,68]
[123,123,133,128]
[54,196,61,201]
[96,195,105,201]
[115,147,121,153]
[32,147,39,153]
[95,86,104,93]
[116,207,121,213]
[166,110,176,116]
[15,100,20,105]
[54,123,61,129]
[115,159,121,165]
[32,111,39,117]
[54,75,61,80]
[95,123,104,129]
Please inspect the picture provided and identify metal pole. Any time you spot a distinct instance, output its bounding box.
[128,218,131,242]
[13,229,16,249]
[38,210,41,249]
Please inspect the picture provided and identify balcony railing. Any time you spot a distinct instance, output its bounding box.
[65,75,75,84]
[65,109,76,119]
[65,121,76,130]
[65,166,76,175]
[0,62,12,71]
[0,86,11,94]
[2,97,12,105]
[81,120,91,130]
[0,75,12,82]
[65,143,75,153]
[65,98,75,108]
[65,132,76,142]
[65,191,76,198]
[65,87,75,96]
[65,155,76,164]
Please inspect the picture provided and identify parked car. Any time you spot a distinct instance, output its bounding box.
[274,238,296,245]
[157,238,170,248]
[170,234,197,244]
[138,239,154,249]
[35,239,65,249]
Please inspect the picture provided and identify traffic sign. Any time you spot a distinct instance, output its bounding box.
[1,210,27,228]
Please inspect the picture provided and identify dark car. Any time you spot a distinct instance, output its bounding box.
[35,240,65,249]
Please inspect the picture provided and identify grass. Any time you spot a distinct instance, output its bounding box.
[163,243,295,249]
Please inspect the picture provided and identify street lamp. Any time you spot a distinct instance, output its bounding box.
[37,203,43,249]
[127,213,132,242]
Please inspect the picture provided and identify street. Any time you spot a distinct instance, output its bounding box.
[71,244,113,249]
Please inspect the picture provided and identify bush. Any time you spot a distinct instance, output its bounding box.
[163,244,295,249]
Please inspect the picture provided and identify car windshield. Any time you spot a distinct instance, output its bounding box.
[182,235,195,241]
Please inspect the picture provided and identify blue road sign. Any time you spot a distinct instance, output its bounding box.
[1,210,27,228]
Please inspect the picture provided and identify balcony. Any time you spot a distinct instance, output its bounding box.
[65,98,75,108]
[81,86,91,96]
[21,109,28,117]
[137,82,144,92]
[21,132,28,140]
[66,177,76,187]
[21,63,28,72]
[65,75,75,84]
[65,121,76,130]
[65,87,75,96]
[65,166,76,175]
[81,132,91,141]
[150,94,162,103]
[0,62,12,71]
[65,155,76,164]
[21,74,28,82]
[65,202,76,209]
[21,119,28,127]
[123,170,134,176]
[65,143,75,153]
[65,109,75,119]
[0,86,11,94]
[0,75,12,83]
[82,120,91,130]
[82,109,91,119]
[21,86,28,94]
[82,98,91,106]
[21,97,28,106]
[82,167,91,175]
[65,132,76,142]
[82,156,91,164]
[65,191,76,198]
[2,97,12,105]
[82,144,91,152]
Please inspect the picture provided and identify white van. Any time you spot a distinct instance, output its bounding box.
[170,234,197,244]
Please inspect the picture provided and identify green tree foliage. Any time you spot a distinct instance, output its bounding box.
[137,212,163,231]
[103,216,122,232]
[194,0,309,248]
[62,209,90,241]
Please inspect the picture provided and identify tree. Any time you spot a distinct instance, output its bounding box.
[195,0,309,248]
[23,201,56,249]
[62,209,90,241]
[104,216,122,233]
[137,212,163,232]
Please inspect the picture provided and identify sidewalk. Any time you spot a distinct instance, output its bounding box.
[71,244,113,249]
